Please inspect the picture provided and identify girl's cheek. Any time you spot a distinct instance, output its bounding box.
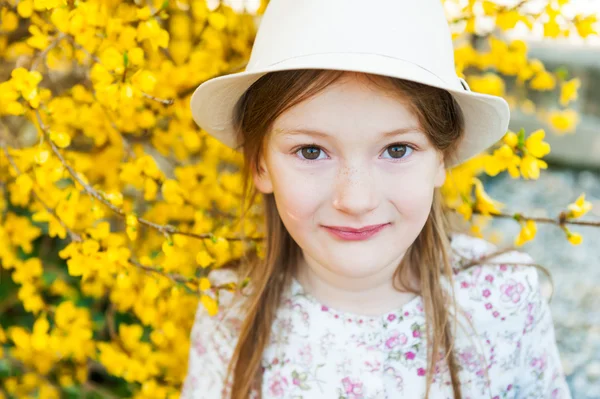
[273,176,324,221]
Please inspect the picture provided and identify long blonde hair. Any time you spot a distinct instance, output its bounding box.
[220,69,549,398]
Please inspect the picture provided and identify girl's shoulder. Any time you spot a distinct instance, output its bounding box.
[449,231,539,278]
[448,232,546,329]
[182,268,245,398]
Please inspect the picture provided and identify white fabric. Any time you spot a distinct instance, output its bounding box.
[182,233,571,399]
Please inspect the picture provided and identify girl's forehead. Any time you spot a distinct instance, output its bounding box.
[273,87,419,133]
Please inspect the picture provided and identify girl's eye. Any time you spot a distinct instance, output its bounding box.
[382,143,414,160]
[293,143,415,162]
[296,145,327,161]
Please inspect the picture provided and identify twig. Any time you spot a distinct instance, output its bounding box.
[0,140,83,242]
[30,33,67,71]
[470,209,599,227]
[32,107,262,242]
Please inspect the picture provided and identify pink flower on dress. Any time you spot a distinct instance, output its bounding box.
[500,264,508,271]
[387,313,397,322]
[417,368,426,376]
[405,351,415,360]
[530,353,548,371]
[268,372,289,397]
[485,274,494,283]
[298,343,313,365]
[485,303,493,310]
[385,330,407,349]
[341,376,364,398]
[500,279,525,303]
[482,289,491,298]
[192,335,207,356]
[412,329,421,338]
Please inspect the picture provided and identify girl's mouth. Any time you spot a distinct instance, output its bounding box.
[321,223,390,241]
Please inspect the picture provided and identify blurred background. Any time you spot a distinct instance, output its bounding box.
[0,0,599,398]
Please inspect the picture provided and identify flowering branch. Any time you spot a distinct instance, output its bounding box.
[471,208,599,227]
[31,107,261,242]
[0,140,83,242]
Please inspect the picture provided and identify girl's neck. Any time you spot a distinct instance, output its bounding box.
[293,257,419,317]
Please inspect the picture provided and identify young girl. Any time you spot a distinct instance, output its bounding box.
[182,1,571,398]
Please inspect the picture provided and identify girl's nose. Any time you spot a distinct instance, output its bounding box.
[331,164,379,215]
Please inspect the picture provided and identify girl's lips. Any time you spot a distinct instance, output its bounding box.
[322,223,390,241]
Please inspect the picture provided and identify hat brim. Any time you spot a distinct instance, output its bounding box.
[190,52,510,168]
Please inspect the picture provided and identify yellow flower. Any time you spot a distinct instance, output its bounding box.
[199,277,211,291]
[131,70,157,93]
[547,109,579,134]
[26,25,49,50]
[136,6,152,20]
[472,178,504,216]
[208,12,227,31]
[137,19,169,52]
[456,201,473,222]
[482,1,499,15]
[524,129,550,158]
[567,193,592,218]
[100,47,125,74]
[125,213,138,241]
[11,67,43,109]
[484,145,520,178]
[143,178,158,201]
[515,219,537,246]
[196,251,215,268]
[530,70,556,91]
[33,0,66,10]
[49,130,71,148]
[12,174,34,206]
[105,191,123,207]
[567,231,582,245]
[161,179,185,205]
[502,131,519,148]
[560,78,581,106]
[574,14,597,38]
[1,9,19,32]
[200,295,218,316]
[17,0,33,17]
[205,236,231,265]
[520,154,547,180]
[496,10,520,31]
[544,19,561,38]
[466,73,505,97]
[128,47,145,66]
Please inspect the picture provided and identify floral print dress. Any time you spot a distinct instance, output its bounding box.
[181,233,571,399]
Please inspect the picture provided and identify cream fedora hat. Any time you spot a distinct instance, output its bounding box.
[189,0,510,168]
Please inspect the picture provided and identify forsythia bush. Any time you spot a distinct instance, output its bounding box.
[0,0,597,397]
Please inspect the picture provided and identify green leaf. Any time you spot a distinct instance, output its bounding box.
[554,66,569,81]
[517,127,526,150]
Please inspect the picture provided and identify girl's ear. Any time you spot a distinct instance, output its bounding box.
[433,155,446,188]
[252,155,274,194]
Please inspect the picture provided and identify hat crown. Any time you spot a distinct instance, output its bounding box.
[248,0,457,84]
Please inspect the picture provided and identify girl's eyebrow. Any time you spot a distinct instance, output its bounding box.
[274,127,423,139]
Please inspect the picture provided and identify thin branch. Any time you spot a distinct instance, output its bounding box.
[30,33,67,71]
[0,140,83,242]
[470,209,599,227]
[31,107,262,242]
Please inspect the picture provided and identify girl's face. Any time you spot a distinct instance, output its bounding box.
[252,73,446,285]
